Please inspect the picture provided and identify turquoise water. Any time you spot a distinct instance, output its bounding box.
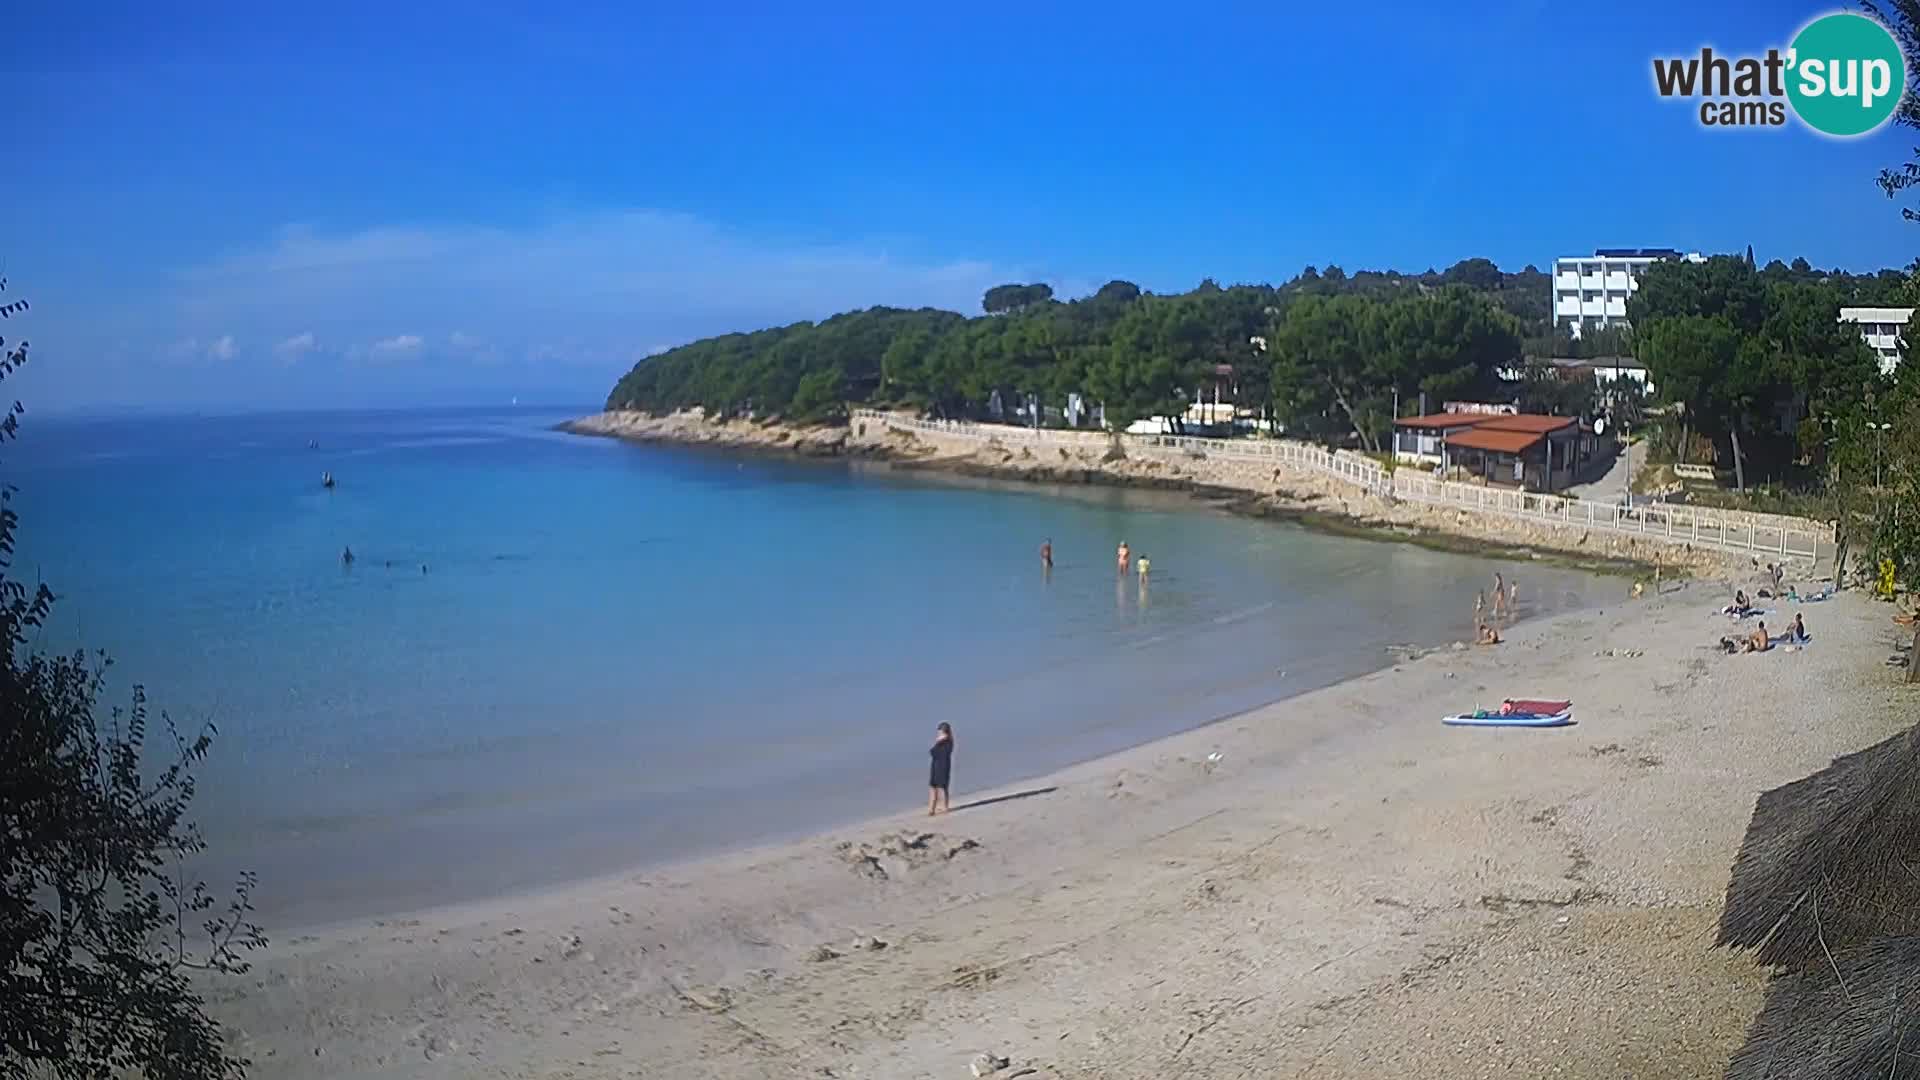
[12,407,1608,926]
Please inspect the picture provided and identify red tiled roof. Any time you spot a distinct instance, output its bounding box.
[1445,427,1546,455]
[1393,412,1501,430]
[1477,414,1578,435]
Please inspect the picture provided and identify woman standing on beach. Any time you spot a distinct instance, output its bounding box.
[928,723,954,816]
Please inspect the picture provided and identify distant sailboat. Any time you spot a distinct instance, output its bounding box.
[321,471,336,489]
[511,396,519,406]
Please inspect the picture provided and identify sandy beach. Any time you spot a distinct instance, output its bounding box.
[210,581,1912,1079]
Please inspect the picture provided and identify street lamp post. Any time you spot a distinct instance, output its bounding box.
[1621,420,1631,508]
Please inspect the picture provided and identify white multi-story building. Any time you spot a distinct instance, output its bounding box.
[1839,306,1913,376]
[1551,248,1706,337]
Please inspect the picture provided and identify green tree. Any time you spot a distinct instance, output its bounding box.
[1268,294,1384,449]
[789,364,847,422]
[1631,256,1782,488]
[1866,0,1919,221]
[982,283,1054,315]
[0,279,266,1079]
[1513,361,1598,418]
[1086,297,1202,431]
[1375,286,1518,407]
[1440,257,1503,291]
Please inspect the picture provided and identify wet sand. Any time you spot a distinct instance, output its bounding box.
[211,584,1910,1079]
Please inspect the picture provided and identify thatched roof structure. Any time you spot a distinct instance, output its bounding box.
[1718,726,1920,967]
[1724,935,1920,1079]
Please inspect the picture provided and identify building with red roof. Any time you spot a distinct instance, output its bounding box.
[1392,407,1595,492]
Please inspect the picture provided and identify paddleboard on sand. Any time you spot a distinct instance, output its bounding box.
[1443,699,1573,728]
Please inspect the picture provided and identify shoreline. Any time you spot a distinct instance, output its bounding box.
[562,410,1675,581]
[244,488,1609,937]
[211,586,1911,1078]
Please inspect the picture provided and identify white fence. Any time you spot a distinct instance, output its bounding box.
[852,411,1832,567]
[1392,474,1827,565]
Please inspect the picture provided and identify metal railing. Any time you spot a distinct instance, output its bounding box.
[1391,474,1827,564]
[851,411,1830,566]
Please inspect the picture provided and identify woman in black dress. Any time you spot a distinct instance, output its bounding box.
[927,722,954,815]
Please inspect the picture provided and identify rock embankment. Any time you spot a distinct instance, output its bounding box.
[567,409,1781,579]
[561,409,866,458]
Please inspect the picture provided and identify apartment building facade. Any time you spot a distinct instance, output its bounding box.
[1839,306,1913,376]
[1551,247,1705,337]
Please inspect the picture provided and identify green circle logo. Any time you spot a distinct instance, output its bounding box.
[1786,12,1907,137]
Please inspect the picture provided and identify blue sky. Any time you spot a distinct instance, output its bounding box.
[8,0,1916,412]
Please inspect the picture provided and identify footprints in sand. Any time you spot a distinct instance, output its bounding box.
[835,830,983,881]
[679,985,734,1012]
[809,934,890,964]
[1587,743,1664,769]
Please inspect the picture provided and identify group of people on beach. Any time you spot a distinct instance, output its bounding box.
[1472,571,1518,646]
[1718,612,1809,655]
[1717,563,1812,654]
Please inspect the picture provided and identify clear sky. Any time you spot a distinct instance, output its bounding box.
[9,0,1917,413]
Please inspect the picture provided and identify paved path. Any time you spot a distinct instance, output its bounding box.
[1564,442,1637,503]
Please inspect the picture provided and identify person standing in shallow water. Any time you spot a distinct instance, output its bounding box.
[1116,541,1130,574]
[927,723,954,815]
[1040,538,1053,570]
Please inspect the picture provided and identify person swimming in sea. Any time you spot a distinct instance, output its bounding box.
[927,722,954,816]
[1116,541,1130,574]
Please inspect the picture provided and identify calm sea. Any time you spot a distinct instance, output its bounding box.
[11,407,1608,927]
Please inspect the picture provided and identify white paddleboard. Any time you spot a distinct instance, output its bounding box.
[1442,710,1574,728]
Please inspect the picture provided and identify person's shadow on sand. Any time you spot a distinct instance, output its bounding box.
[948,787,1058,813]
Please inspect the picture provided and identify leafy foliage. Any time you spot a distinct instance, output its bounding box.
[0,278,265,1080]
[981,283,1055,315]
[608,261,1545,434]
[1865,0,1919,222]
[607,254,1908,459]
[1268,286,1519,450]
[1629,256,1884,490]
